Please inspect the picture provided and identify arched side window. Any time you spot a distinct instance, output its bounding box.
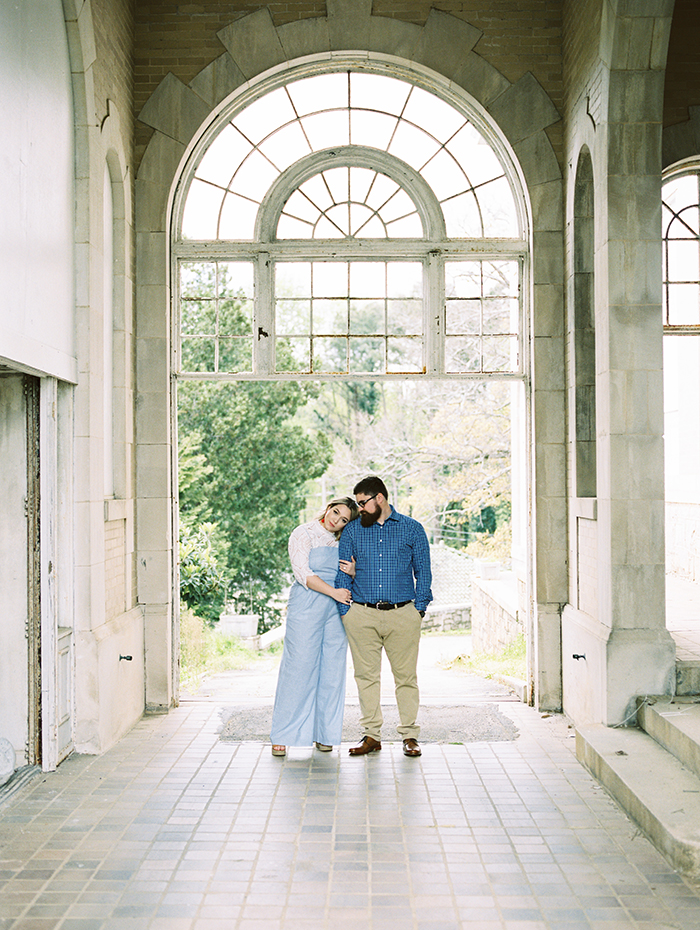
[663,166,700,330]
[172,65,528,379]
[573,149,596,499]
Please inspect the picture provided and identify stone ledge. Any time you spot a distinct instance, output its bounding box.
[577,723,700,878]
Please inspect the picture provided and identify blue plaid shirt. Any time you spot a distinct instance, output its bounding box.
[335,506,433,615]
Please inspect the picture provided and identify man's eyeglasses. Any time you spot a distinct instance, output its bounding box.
[356,494,378,509]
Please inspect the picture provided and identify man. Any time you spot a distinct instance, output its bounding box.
[335,475,432,757]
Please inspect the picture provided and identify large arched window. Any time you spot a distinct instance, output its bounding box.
[172,64,528,379]
[662,163,700,583]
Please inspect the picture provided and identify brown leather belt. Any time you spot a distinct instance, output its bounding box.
[356,600,411,610]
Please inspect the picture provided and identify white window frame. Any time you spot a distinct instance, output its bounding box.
[170,60,530,384]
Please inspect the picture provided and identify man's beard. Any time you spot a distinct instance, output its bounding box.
[360,508,380,527]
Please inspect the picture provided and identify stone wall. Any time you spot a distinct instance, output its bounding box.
[470,572,522,654]
[133,0,564,168]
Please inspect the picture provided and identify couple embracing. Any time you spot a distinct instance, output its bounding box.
[270,475,433,759]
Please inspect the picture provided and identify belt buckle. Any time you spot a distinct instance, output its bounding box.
[377,601,392,610]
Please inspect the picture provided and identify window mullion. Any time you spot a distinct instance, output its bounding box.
[425,251,443,375]
[254,252,273,374]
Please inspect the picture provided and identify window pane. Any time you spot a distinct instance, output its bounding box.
[355,215,387,238]
[313,263,347,297]
[258,122,311,172]
[379,188,417,224]
[232,88,297,144]
[421,149,468,201]
[350,262,385,297]
[277,263,311,297]
[477,176,519,237]
[218,192,258,239]
[667,241,700,282]
[403,86,466,143]
[349,300,384,334]
[365,173,401,210]
[181,299,216,335]
[446,263,481,299]
[663,174,698,216]
[349,72,410,115]
[483,297,518,335]
[219,263,254,298]
[667,209,700,239]
[484,261,519,297]
[288,72,348,116]
[277,299,310,335]
[313,337,347,372]
[284,189,322,224]
[300,110,350,150]
[349,337,384,372]
[667,284,700,325]
[446,299,480,334]
[442,191,483,238]
[299,174,334,212]
[276,337,310,372]
[387,336,423,372]
[313,299,347,334]
[386,214,422,237]
[277,214,313,239]
[388,121,440,170]
[448,123,504,187]
[219,299,253,336]
[228,150,279,202]
[181,337,215,372]
[387,263,422,299]
[181,262,216,299]
[445,335,481,372]
[181,179,224,240]
[482,335,516,372]
[325,204,351,236]
[387,301,422,336]
[350,110,397,149]
[219,337,253,372]
[195,125,252,186]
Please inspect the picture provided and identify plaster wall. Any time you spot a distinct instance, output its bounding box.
[0,0,76,383]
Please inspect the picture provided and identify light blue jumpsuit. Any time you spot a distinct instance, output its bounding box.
[270,546,347,747]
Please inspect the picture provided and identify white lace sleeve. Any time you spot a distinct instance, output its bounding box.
[288,524,313,587]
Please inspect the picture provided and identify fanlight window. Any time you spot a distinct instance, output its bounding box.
[174,67,527,378]
[663,172,700,328]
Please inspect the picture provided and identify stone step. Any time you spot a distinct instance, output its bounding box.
[637,696,700,781]
[576,723,700,878]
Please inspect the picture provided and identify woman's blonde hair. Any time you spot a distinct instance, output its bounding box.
[319,496,360,539]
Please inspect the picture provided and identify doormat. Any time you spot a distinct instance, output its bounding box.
[219,703,519,743]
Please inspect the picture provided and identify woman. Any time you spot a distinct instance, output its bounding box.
[270,497,359,756]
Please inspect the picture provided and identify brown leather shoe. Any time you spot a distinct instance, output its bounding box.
[403,738,422,757]
[348,736,382,755]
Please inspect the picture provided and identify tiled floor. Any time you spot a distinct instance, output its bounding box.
[3,700,700,930]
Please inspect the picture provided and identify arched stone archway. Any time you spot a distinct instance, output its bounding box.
[134,0,565,712]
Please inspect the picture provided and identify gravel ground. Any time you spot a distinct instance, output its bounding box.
[218,702,519,743]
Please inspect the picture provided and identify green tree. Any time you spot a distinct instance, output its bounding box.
[178,379,333,631]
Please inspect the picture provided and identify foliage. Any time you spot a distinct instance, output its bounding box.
[178,379,333,631]
[445,632,526,681]
[179,522,229,626]
[299,380,512,548]
[179,605,277,690]
[464,521,512,563]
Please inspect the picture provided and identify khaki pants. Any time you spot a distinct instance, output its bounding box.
[342,602,422,741]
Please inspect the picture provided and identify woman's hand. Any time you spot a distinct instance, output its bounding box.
[338,556,356,578]
[333,587,353,605]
